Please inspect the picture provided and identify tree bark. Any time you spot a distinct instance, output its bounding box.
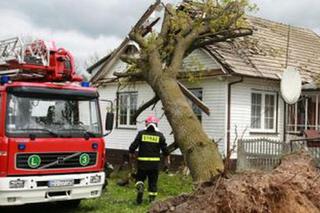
[147,74,224,182]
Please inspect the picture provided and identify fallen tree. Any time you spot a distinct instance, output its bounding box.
[115,0,254,183]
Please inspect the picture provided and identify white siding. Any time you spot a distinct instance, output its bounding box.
[90,63,104,77]
[183,79,227,154]
[104,60,128,79]
[98,78,228,155]
[183,49,220,71]
[229,77,284,158]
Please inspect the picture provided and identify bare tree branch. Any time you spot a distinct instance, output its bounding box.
[159,4,174,38]
[186,28,253,55]
[133,95,160,121]
[119,54,141,65]
[126,0,161,50]
[141,17,161,36]
[169,35,189,74]
[167,142,179,154]
[178,81,210,115]
[113,71,144,78]
[129,30,147,49]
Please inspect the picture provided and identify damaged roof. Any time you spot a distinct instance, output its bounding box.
[206,16,320,82]
[89,14,320,84]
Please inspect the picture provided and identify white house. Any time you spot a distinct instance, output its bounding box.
[88,13,320,167]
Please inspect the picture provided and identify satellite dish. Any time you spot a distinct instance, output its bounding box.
[280,66,302,104]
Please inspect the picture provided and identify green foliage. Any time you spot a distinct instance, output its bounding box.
[145,32,160,51]
[186,71,203,84]
[178,0,255,30]
[132,0,255,75]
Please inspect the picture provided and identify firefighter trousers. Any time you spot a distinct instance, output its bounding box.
[136,168,159,196]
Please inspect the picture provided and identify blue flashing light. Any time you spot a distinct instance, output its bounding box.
[92,143,98,150]
[81,81,90,87]
[0,75,10,85]
[18,144,26,151]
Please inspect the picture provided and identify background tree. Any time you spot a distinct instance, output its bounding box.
[115,0,254,183]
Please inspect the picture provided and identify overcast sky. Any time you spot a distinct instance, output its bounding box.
[0,0,318,71]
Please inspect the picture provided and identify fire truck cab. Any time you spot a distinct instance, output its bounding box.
[0,37,111,206]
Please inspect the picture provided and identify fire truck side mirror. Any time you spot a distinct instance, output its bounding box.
[105,112,114,131]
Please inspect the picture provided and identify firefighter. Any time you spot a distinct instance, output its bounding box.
[129,115,169,204]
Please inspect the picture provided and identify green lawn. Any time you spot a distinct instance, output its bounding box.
[78,172,192,213]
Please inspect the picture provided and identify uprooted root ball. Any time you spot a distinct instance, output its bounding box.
[150,151,320,213]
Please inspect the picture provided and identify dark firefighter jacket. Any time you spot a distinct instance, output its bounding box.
[129,128,169,170]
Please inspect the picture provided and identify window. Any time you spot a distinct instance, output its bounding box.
[250,92,277,132]
[118,92,137,128]
[6,94,102,138]
[287,94,319,133]
[188,88,203,122]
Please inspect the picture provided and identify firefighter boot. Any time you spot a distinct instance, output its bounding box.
[135,181,144,204]
[149,192,157,203]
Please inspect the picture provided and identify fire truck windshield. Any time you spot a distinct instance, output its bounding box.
[6,93,102,138]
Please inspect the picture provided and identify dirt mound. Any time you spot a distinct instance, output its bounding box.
[150,151,320,213]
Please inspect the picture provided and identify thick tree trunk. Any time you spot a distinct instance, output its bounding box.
[147,74,224,182]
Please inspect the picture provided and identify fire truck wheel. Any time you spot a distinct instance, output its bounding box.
[59,199,81,209]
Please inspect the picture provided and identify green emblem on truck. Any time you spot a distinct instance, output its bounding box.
[79,153,90,166]
[28,155,41,168]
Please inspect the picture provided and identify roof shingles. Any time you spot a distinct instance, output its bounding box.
[206,16,320,82]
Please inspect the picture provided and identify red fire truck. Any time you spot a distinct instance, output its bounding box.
[0,37,112,206]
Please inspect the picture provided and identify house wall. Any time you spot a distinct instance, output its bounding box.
[99,78,228,156]
[97,48,227,154]
[96,49,288,162]
[229,77,284,158]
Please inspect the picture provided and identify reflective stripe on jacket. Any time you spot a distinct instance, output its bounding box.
[129,129,168,169]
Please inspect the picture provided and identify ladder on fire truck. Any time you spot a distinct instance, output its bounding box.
[0,37,82,82]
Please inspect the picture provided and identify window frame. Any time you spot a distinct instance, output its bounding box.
[116,91,138,129]
[250,90,278,133]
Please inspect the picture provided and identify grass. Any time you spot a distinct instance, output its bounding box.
[78,172,192,213]
[4,172,192,213]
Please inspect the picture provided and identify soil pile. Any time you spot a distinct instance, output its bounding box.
[150,151,320,213]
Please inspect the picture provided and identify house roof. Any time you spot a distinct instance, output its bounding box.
[87,53,111,74]
[206,16,320,82]
[89,14,320,84]
[89,1,162,83]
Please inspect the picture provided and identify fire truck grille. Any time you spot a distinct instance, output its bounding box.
[16,152,97,169]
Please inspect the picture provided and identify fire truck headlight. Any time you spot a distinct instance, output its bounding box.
[9,179,25,189]
[90,175,102,184]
